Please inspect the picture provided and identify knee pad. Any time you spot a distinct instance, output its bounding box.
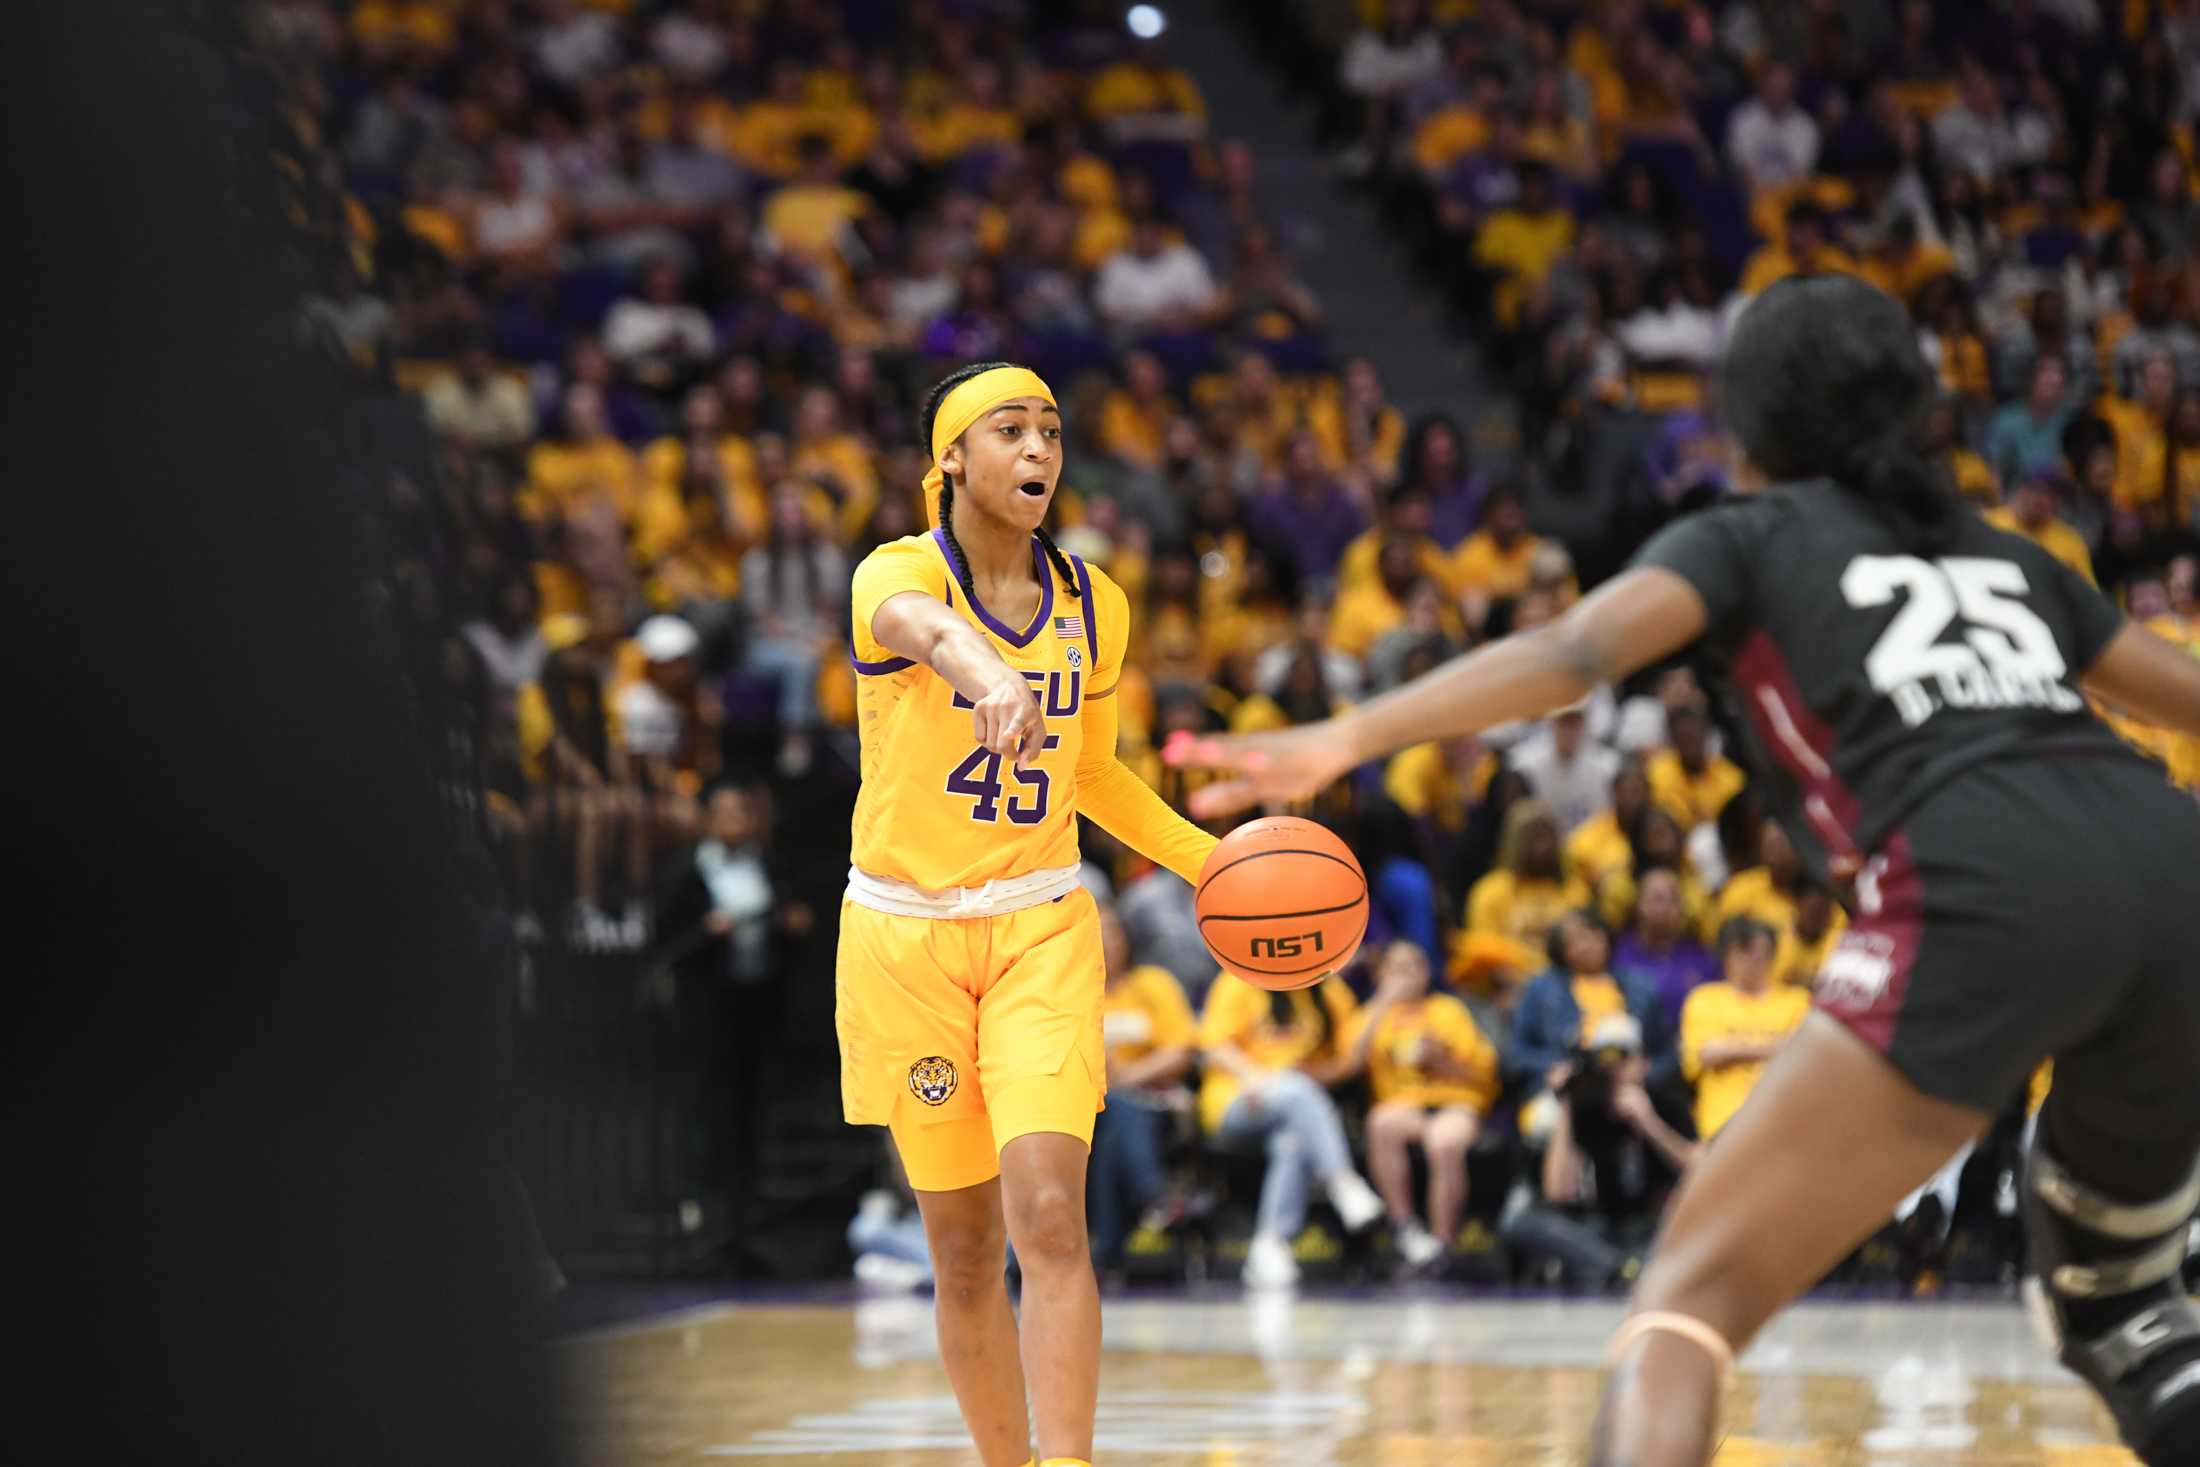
[2022,1136,2200,1465]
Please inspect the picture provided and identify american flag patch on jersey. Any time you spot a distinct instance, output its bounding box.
[1053,614,1085,639]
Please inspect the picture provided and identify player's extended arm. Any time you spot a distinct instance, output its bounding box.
[1171,568,1710,818]
[871,590,1047,767]
[2081,622,2200,737]
[1075,684,1220,885]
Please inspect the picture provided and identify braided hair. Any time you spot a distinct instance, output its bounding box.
[919,361,1082,603]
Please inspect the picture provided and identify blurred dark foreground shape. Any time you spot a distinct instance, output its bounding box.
[9,4,565,1461]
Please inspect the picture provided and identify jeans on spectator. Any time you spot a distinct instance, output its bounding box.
[1088,1094,1169,1264]
[744,634,819,732]
[1499,1200,1656,1288]
[1214,1069,1354,1241]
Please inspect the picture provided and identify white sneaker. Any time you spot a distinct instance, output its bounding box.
[1326,1172,1385,1233]
[854,1253,930,1292]
[1242,1233,1300,1289]
[1396,1220,1444,1269]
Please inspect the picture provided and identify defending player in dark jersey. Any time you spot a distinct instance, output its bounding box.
[1169,274,2200,1467]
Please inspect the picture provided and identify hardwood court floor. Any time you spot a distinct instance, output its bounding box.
[563,1291,2139,1465]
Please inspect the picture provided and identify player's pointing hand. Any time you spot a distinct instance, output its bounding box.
[972,675,1047,768]
[1164,723,1357,819]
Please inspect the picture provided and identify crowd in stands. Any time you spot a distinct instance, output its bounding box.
[260,0,2200,1287]
[1327,1,2200,601]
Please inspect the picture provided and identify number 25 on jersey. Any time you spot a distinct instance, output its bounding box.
[1840,554,2083,728]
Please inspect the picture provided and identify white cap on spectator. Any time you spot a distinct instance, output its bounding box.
[636,615,700,663]
[1585,1013,1644,1055]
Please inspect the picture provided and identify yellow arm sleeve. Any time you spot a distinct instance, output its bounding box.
[1077,679,1218,886]
[1074,563,1219,887]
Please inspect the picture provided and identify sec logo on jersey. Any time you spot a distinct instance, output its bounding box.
[1065,644,1082,669]
[907,1056,958,1106]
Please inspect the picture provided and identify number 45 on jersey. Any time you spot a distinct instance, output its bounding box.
[1841,554,2084,728]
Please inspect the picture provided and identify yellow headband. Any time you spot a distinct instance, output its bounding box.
[920,366,1057,529]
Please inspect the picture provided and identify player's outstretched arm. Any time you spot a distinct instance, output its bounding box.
[2081,621,2200,738]
[871,590,1047,767]
[1169,568,1710,818]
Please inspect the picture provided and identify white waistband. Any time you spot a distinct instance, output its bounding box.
[845,863,1083,920]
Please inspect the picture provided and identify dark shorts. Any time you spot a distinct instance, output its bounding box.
[1817,754,2200,1136]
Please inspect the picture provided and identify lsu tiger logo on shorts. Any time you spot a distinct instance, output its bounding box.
[908,1056,958,1106]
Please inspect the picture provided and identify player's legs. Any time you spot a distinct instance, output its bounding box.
[1364,1100,1427,1227]
[2013,809,2200,1465]
[912,1173,1031,1467]
[1422,1104,1480,1241]
[1884,759,2200,1465]
[1588,1014,1986,1467]
[978,891,1112,1466]
[999,1130,1100,1463]
[840,901,1027,1462]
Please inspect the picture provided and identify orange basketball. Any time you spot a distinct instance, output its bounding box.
[1194,816,1369,990]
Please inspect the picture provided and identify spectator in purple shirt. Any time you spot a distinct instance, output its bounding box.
[1442,112,1524,220]
[1399,412,1484,549]
[920,259,1022,365]
[1613,867,1719,1030]
[1249,430,1369,584]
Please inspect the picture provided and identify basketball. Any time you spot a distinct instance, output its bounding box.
[1194,816,1368,991]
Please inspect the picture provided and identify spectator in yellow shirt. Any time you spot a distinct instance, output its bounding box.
[1084,44,1207,139]
[759,136,872,267]
[1595,806,1711,936]
[1464,798,1592,961]
[1924,394,2000,506]
[2168,388,2200,531]
[1094,349,1176,472]
[1779,879,1844,987]
[1708,818,1845,982]
[2100,349,2177,520]
[1923,284,1993,412]
[1984,470,2096,584]
[1344,941,1500,1270]
[1336,480,1454,601]
[1472,163,1577,328]
[1409,58,1504,174]
[1737,203,1861,298]
[788,385,878,540]
[1681,918,1811,1139]
[1090,905,1197,1268]
[1328,536,1425,659]
[1645,704,1745,829]
[523,384,641,526]
[1449,482,1547,618]
[1566,754,1651,890]
[909,58,1020,163]
[1198,973,1385,1287]
[1859,214,1957,308]
[1384,733,1492,835]
[1307,357,1406,481]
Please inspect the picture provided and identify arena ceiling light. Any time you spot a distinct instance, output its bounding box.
[1126,5,1167,39]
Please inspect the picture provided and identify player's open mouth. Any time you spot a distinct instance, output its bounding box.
[1018,480,1048,497]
